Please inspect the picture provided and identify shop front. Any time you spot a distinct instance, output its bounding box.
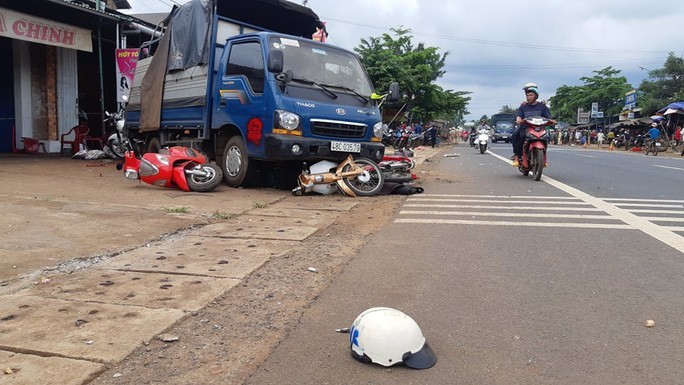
[0,0,153,154]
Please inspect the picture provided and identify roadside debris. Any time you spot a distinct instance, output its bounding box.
[157,333,180,342]
[645,320,655,327]
[444,153,460,157]
[307,267,317,273]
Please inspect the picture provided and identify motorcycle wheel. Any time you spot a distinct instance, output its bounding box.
[107,138,126,159]
[187,164,223,192]
[341,157,384,196]
[532,148,544,181]
[479,144,486,154]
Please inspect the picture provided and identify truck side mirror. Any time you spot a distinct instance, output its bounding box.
[268,50,284,73]
[388,82,400,102]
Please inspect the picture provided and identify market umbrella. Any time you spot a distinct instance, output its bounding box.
[656,102,684,115]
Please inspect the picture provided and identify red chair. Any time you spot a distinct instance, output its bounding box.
[60,124,89,156]
[19,137,48,154]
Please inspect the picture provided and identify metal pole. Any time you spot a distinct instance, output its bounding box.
[97,18,106,142]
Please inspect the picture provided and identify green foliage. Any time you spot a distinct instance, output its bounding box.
[499,105,517,114]
[638,53,684,116]
[355,27,470,123]
[548,67,631,123]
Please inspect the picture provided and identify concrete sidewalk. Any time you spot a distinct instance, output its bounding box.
[0,145,443,384]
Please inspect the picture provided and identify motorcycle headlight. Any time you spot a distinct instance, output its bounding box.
[275,110,301,130]
[373,122,383,138]
[116,120,125,130]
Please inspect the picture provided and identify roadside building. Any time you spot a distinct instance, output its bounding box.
[0,0,156,153]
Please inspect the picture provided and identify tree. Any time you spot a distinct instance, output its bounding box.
[355,27,470,123]
[549,67,631,123]
[638,53,684,116]
[499,105,517,114]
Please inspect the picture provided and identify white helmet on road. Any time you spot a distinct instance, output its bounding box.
[349,307,436,369]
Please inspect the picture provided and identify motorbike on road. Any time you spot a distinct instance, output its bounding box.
[517,116,551,181]
[117,141,223,192]
[476,129,490,154]
[379,154,416,184]
[292,154,385,197]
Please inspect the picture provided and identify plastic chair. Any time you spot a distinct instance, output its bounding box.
[60,124,89,156]
[19,137,48,154]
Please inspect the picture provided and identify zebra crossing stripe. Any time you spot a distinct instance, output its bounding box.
[399,210,615,220]
[394,218,632,229]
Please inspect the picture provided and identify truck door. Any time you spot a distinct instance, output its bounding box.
[214,40,269,156]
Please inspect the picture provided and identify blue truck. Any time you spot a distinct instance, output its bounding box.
[490,113,516,143]
[125,0,396,187]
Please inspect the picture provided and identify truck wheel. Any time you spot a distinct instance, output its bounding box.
[147,137,162,154]
[222,136,257,187]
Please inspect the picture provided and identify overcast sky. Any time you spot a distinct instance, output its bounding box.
[124,0,683,121]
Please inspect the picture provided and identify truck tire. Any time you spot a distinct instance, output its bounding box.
[222,136,257,187]
[147,137,162,154]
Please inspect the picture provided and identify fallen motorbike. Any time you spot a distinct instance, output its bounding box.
[292,154,385,197]
[476,130,490,154]
[117,141,223,192]
[379,154,416,184]
[517,116,551,181]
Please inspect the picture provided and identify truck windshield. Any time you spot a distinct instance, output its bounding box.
[495,122,514,132]
[269,36,373,97]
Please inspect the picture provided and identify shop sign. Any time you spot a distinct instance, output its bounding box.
[116,49,139,102]
[0,7,93,52]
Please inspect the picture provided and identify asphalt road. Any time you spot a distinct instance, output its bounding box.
[247,142,684,385]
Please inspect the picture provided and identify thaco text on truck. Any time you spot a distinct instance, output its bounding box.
[125,0,399,188]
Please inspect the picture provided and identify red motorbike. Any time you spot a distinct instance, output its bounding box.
[518,116,552,181]
[118,144,223,192]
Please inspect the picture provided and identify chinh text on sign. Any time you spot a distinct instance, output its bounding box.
[0,7,92,52]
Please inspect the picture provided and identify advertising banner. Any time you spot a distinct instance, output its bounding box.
[0,7,92,52]
[116,48,139,103]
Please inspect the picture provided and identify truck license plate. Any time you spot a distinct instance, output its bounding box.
[330,141,361,153]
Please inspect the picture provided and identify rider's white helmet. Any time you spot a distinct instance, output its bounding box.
[349,307,436,369]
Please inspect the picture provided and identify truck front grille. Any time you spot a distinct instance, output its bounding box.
[310,119,367,139]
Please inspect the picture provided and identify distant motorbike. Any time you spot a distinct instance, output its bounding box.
[292,154,384,197]
[118,142,223,192]
[517,116,551,181]
[468,131,477,147]
[476,130,490,154]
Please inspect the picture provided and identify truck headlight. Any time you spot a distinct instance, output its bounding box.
[373,122,383,138]
[276,110,301,130]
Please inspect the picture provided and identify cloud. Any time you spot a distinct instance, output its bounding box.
[127,0,683,121]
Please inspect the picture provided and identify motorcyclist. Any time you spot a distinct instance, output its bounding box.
[477,120,491,133]
[511,83,555,166]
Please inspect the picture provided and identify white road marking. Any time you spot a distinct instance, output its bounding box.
[417,194,578,200]
[407,198,593,205]
[400,210,615,220]
[404,203,601,212]
[603,198,684,204]
[395,218,631,229]
[654,165,684,172]
[622,209,684,215]
[479,151,684,253]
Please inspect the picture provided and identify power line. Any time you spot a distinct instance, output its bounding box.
[321,16,673,55]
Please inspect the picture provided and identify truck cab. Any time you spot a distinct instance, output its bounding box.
[124,0,392,188]
[214,33,386,187]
